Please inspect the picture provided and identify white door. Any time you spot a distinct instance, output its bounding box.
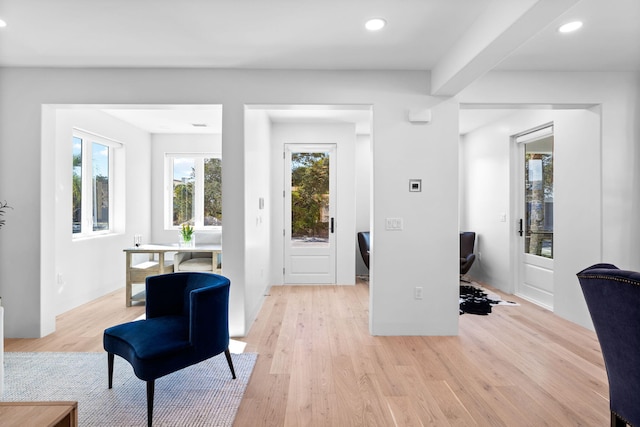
[284,144,337,284]
[515,125,554,309]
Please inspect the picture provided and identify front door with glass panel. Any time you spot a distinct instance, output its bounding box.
[284,144,337,284]
[516,126,554,309]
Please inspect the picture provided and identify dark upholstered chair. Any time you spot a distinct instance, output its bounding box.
[103,272,236,427]
[460,232,476,276]
[358,231,370,269]
[577,264,640,427]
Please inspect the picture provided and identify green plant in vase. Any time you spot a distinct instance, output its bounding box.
[180,223,194,247]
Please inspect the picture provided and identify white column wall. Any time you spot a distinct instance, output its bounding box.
[244,109,273,331]
[370,99,460,335]
[355,134,372,276]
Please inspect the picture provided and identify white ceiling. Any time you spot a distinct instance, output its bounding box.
[1,0,637,134]
[496,0,640,71]
[103,107,223,135]
[0,0,492,69]
[0,0,637,71]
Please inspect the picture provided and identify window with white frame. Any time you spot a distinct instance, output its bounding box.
[72,129,120,236]
[166,154,222,229]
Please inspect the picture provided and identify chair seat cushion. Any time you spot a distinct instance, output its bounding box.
[104,316,191,360]
[176,258,212,271]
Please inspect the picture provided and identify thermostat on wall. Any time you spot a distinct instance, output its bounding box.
[409,179,422,192]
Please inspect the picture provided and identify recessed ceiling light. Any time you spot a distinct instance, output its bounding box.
[365,18,386,31]
[0,19,7,28]
[558,21,583,33]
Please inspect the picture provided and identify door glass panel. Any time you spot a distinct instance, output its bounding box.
[290,152,330,248]
[524,135,554,258]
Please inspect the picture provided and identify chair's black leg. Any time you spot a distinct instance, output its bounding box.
[225,348,236,379]
[611,411,627,427]
[147,380,155,427]
[107,353,114,389]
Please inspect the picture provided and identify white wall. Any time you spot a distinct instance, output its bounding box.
[459,71,640,329]
[1,68,636,338]
[459,113,512,288]
[0,68,459,338]
[370,99,460,335]
[244,109,273,332]
[50,108,151,325]
[270,122,357,286]
[355,134,372,276]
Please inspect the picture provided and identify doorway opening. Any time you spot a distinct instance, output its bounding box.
[459,104,602,318]
[246,104,372,286]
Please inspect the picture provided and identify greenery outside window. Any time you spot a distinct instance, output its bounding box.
[72,129,119,237]
[166,154,222,229]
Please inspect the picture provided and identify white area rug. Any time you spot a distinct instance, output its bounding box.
[1,351,257,426]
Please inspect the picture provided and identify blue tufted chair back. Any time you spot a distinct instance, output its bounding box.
[577,263,640,426]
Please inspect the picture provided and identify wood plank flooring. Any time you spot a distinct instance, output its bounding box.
[4,289,145,352]
[4,280,609,426]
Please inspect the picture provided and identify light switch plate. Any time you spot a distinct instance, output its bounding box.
[385,218,403,230]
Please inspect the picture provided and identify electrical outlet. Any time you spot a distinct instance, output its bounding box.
[414,286,423,300]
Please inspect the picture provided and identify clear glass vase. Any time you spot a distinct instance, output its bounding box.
[179,234,195,248]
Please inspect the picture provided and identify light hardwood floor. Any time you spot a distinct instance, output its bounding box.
[5,280,609,426]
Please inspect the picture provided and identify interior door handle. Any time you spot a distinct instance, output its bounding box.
[518,218,524,237]
[330,218,334,233]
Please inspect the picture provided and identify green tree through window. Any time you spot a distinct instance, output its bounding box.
[291,152,329,239]
[170,155,222,228]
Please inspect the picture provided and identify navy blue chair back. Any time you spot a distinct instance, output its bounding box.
[577,263,640,426]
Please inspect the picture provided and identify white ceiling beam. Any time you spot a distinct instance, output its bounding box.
[430,0,582,96]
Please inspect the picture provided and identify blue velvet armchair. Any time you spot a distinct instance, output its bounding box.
[103,272,236,427]
[577,263,640,427]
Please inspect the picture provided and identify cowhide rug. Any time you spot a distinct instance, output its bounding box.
[459,283,519,315]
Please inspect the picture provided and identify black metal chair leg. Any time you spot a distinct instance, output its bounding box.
[224,348,236,379]
[147,380,155,427]
[108,353,114,389]
[611,412,627,427]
